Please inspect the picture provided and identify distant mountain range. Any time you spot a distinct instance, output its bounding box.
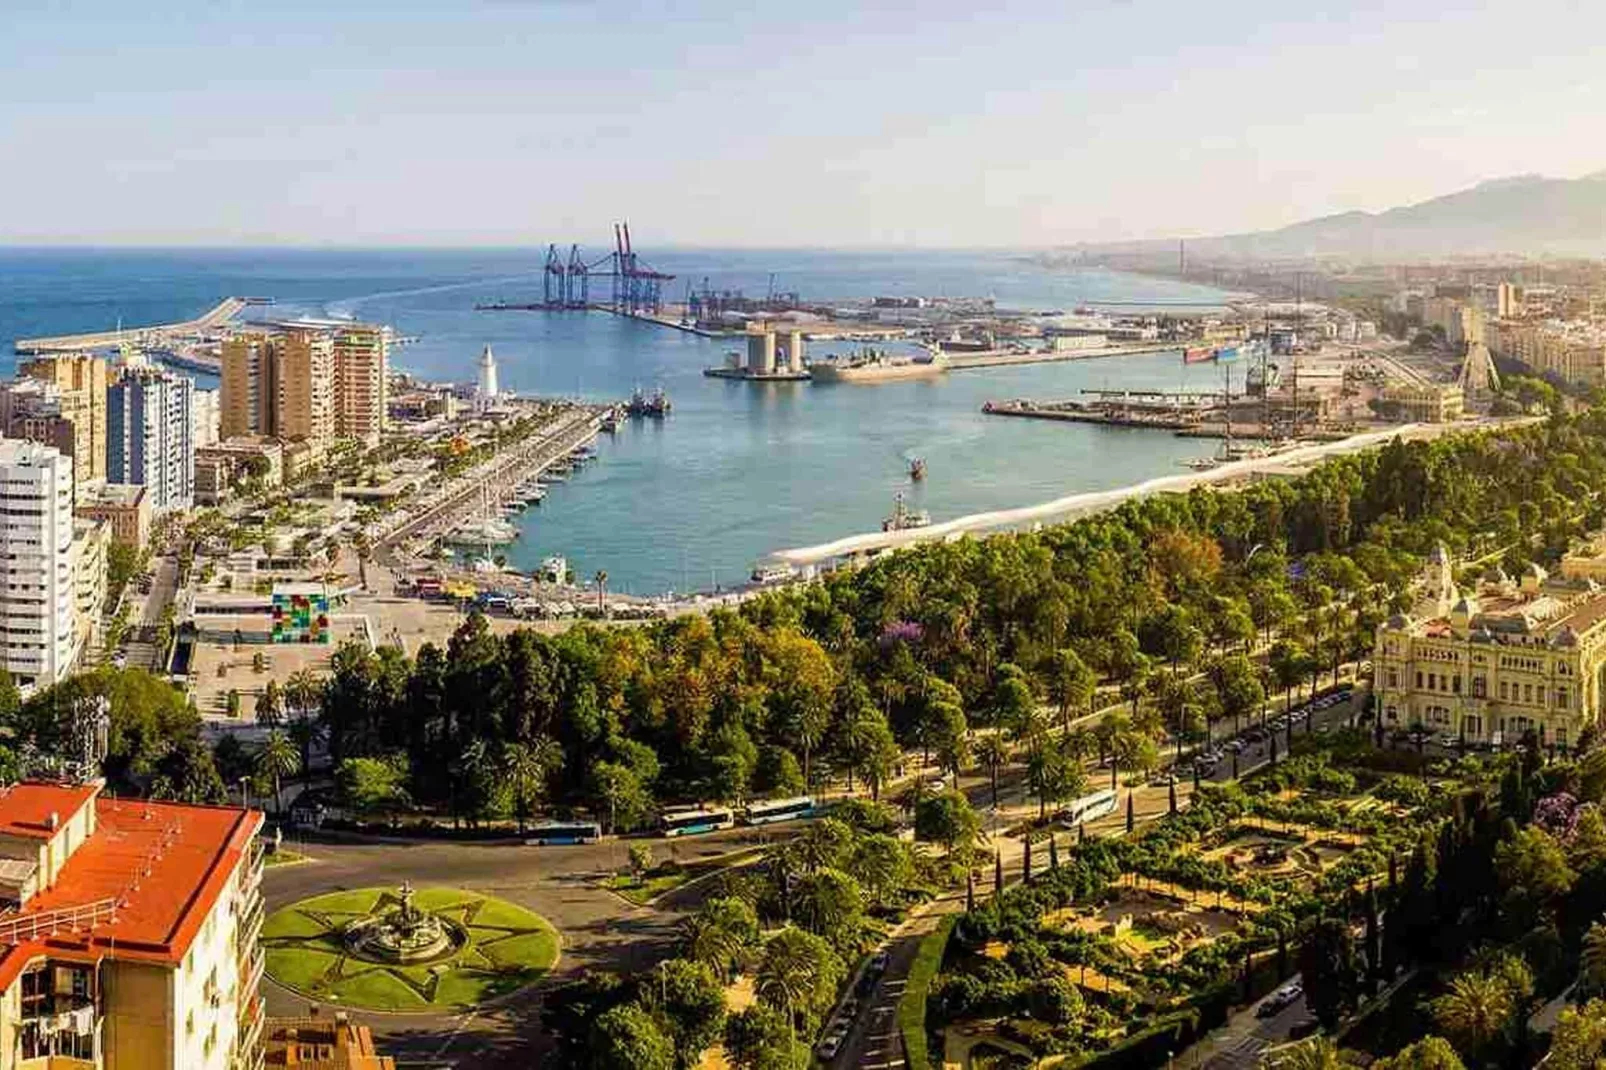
[1080,172,1606,260]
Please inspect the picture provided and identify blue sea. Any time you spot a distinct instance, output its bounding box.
[0,247,1235,594]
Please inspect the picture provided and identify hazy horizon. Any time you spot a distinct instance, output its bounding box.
[7,0,1606,249]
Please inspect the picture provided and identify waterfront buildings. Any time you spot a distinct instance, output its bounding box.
[221,334,275,440]
[196,439,284,507]
[1488,319,1606,388]
[17,354,108,490]
[265,1008,396,1068]
[331,325,388,446]
[0,439,80,688]
[273,331,336,444]
[70,517,110,655]
[1382,382,1465,423]
[223,325,385,447]
[194,387,221,448]
[107,368,196,513]
[1374,546,1606,749]
[0,780,265,1069]
[0,380,79,490]
[76,482,152,551]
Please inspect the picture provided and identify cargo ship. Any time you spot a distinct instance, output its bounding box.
[809,347,947,384]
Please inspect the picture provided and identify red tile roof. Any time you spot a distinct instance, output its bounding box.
[0,790,262,990]
[0,782,100,841]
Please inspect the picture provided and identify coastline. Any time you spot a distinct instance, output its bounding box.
[769,417,1539,569]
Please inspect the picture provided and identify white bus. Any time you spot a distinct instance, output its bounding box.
[524,819,603,845]
[741,796,817,826]
[1059,788,1119,827]
[660,806,736,837]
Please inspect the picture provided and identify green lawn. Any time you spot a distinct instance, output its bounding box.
[261,886,560,1012]
[599,846,768,906]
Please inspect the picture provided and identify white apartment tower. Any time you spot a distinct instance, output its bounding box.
[0,438,79,688]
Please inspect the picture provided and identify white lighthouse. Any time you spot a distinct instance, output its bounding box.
[475,344,500,410]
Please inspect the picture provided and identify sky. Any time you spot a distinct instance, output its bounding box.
[4,0,1606,248]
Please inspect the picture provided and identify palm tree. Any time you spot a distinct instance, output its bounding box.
[1263,1036,1342,1070]
[284,669,322,779]
[680,898,760,982]
[1581,921,1606,997]
[502,736,561,834]
[1431,970,1515,1062]
[255,731,301,815]
[593,569,608,615]
[352,531,373,591]
[976,734,1008,807]
[755,927,832,1038]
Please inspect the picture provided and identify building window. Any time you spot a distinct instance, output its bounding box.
[1386,668,1398,689]
[1524,683,1534,703]
[1416,671,1423,689]
[1428,672,1437,691]
[1557,686,1569,710]
[1472,675,1486,698]
[1452,676,1461,694]
[1500,681,1509,700]
[1385,705,1399,723]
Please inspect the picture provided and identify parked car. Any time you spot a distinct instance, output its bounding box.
[1257,982,1304,1017]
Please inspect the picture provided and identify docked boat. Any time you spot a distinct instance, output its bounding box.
[445,518,519,545]
[750,561,796,585]
[626,387,671,418]
[909,457,927,481]
[882,493,932,532]
[810,347,948,384]
[601,410,620,433]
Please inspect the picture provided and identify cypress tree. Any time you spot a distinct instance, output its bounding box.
[1363,880,1381,990]
[1126,792,1135,833]
[1023,836,1033,884]
[1168,777,1178,815]
[1048,833,1059,870]
[994,852,1004,897]
[966,868,975,912]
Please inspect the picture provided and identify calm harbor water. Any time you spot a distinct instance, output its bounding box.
[0,248,1234,595]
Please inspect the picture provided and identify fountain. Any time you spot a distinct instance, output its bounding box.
[342,882,466,965]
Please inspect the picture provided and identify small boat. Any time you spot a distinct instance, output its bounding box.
[601,411,620,433]
[626,387,671,418]
[882,492,932,532]
[909,457,927,482]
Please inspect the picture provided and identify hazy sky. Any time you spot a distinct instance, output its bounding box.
[4,0,1604,248]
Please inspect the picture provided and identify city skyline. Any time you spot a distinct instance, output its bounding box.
[6,0,1606,248]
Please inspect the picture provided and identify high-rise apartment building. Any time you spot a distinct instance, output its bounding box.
[14,355,108,490]
[107,369,195,513]
[0,781,265,1070]
[221,331,341,444]
[221,334,276,440]
[0,438,80,688]
[332,325,388,446]
[193,387,221,448]
[273,331,335,444]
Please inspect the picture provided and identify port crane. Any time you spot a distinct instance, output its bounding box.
[536,222,675,314]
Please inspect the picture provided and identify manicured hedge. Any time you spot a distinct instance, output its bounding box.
[899,914,959,1070]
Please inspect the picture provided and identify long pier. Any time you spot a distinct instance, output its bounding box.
[375,406,605,555]
[14,297,252,354]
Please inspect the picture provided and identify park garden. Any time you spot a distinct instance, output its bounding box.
[914,729,1598,1068]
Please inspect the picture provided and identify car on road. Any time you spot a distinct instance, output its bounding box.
[816,1020,851,1060]
[1226,739,1247,754]
[1257,982,1304,1017]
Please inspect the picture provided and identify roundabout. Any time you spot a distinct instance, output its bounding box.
[262,883,560,1012]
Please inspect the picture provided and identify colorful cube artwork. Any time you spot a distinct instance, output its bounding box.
[271,591,330,644]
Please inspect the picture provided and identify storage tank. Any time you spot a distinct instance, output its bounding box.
[782,331,805,372]
[746,330,776,375]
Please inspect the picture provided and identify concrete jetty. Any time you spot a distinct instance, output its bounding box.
[14,297,251,353]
